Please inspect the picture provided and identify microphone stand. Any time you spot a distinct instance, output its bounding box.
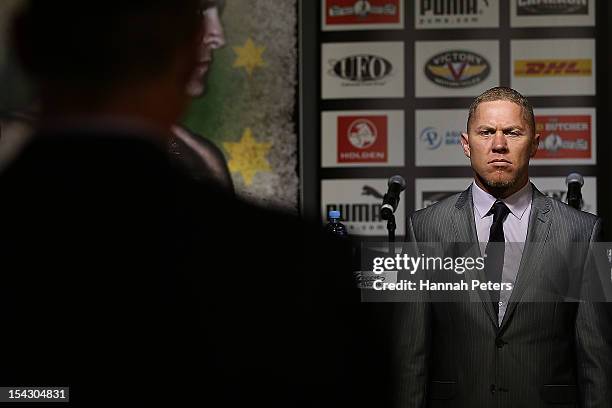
[380,175,406,255]
[567,192,582,210]
[386,214,396,255]
[566,173,584,211]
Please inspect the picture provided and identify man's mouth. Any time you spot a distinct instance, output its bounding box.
[488,158,512,168]
[196,61,211,76]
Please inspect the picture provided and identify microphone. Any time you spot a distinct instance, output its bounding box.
[565,172,583,211]
[381,175,406,220]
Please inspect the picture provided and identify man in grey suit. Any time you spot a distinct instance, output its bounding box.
[395,87,611,407]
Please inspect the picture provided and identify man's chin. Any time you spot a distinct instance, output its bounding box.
[185,80,207,99]
[483,178,515,189]
[478,171,520,191]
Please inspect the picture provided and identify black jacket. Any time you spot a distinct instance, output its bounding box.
[0,128,379,407]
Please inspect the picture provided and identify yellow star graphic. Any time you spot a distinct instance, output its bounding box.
[224,128,272,186]
[233,38,266,76]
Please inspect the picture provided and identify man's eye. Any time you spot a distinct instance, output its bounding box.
[201,0,217,10]
[479,130,493,136]
[198,1,216,15]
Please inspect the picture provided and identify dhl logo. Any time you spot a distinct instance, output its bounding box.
[514,59,592,77]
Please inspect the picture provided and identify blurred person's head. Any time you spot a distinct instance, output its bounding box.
[186,0,226,97]
[11,0,202,130]
[461,87,539,198]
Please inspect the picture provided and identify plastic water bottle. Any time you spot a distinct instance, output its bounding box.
[325,210,348,237]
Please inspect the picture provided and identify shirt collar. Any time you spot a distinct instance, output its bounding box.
[472,180,532,220]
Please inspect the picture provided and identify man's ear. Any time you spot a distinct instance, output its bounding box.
[461,132,470,159]
[530,132,540,158]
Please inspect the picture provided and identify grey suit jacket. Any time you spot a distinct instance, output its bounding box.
[394,184,612,408]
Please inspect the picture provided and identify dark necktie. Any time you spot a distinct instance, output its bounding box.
[484,200,510,319]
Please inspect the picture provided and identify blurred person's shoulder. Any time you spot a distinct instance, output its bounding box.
[0,126,358,293]
[169,125,234,191]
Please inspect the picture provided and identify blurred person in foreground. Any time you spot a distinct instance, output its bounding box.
[0,1,380,406]
[394,87,611,407]
[0,3,232,188]
[169,0,234,191]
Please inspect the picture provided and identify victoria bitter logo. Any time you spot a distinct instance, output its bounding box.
[425,50,490,88]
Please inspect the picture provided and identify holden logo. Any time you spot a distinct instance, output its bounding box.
[348,119,377,149]
[543,134,563,153]
[331,55,393,82]
[425,50,490,88]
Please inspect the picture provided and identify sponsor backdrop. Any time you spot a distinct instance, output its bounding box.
[415,40,500,97]
[322,178,406,236]
[321,110,405,167]
[511,38,596,96]
[301,0,607,240]
[321,41,405,99]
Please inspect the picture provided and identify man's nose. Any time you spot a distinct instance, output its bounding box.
[204,14,226,49]
[491,130,508,152]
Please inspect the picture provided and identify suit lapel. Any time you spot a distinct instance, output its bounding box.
[451,186,499,328]
[499,185,552,329]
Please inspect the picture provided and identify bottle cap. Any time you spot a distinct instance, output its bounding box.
[328,210,341,219]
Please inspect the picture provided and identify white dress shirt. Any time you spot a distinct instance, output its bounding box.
[472,181,533,323]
